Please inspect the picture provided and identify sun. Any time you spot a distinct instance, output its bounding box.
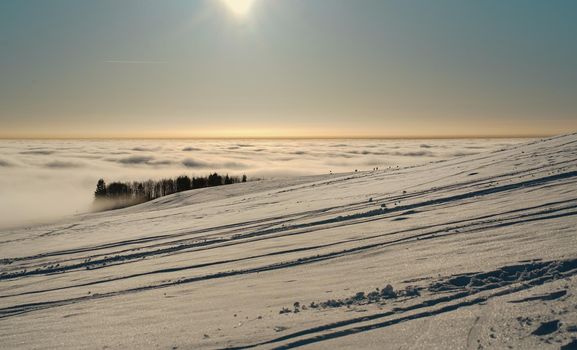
[221,0,256,17]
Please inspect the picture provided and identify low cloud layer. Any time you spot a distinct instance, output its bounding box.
[0,138,525,229]
[0,159,13,167]
[116,155,156,165]
[44,160,85,169]
[113,155,174,166]
[20,150,56,155]
[182,159,210,168]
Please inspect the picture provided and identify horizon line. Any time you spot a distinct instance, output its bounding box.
[0,134,556,141]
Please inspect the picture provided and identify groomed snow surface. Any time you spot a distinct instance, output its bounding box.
[1,134,577,349]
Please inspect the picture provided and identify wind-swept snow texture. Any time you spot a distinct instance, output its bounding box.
[1,134,577,349]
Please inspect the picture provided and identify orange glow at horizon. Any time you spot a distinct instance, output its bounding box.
[0,125,554,140]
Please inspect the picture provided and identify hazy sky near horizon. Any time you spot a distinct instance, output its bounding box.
[1,0,576,138]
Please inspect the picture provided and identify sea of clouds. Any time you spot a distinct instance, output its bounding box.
[0,139,525,229]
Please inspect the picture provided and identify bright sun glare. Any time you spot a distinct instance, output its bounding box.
[221,0,256,17]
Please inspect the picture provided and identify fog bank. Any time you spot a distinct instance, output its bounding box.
[0,139,524,229]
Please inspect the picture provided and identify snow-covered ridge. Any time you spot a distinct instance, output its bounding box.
[1,133,576,349]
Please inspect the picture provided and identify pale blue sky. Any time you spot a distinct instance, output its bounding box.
[1,0,576,137]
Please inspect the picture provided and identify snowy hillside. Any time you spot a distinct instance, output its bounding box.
[1,134,577,349]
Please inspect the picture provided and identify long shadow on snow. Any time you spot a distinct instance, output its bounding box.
[1,207,576,319]
[0,200,577,299]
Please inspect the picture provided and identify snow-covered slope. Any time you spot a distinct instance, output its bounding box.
[1,134,577,349]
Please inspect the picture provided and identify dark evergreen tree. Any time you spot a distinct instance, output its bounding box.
[94,179,107,198]
[107,182,130,197]
[192,176,207,189]
[176,175,192,192]
[208,173,222,187]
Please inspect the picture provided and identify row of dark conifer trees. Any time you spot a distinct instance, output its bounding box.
[94,173,247,203]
